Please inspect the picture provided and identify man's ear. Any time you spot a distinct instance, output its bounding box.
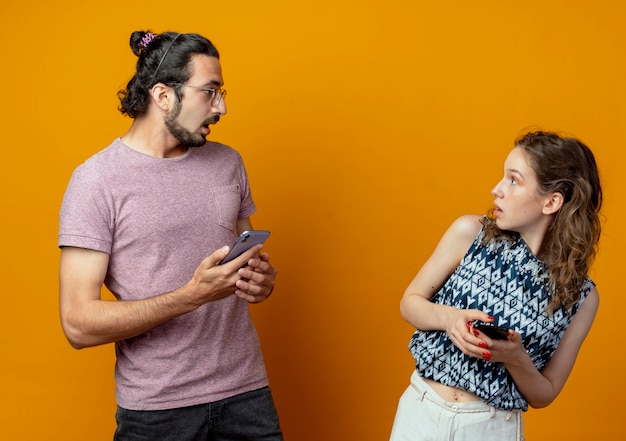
[150,83,173,111]
[543,192,564,215]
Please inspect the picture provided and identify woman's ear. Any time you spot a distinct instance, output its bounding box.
[543,192,564,215]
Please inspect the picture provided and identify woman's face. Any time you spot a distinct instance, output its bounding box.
[491,147,553,244]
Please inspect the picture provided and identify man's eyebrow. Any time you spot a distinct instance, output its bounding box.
[201,80,223,87]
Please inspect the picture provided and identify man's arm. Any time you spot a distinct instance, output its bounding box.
[59,220,265,349]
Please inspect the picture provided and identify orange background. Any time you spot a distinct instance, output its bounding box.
[1,1,624,440]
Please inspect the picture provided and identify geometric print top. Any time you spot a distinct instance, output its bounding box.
[409,223,594,411]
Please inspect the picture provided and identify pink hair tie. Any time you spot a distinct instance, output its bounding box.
[140,32,156,49]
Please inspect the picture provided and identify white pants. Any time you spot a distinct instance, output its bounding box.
[390,371,524,441]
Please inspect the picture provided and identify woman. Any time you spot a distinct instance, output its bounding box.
[390,131,602,441]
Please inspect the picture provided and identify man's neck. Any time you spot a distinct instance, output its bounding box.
[121,120,188,158]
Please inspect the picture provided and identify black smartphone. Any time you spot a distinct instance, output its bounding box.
[474,322,510,340]
[218,230,270,265]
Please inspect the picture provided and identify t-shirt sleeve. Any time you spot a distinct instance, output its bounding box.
[58,165,114,254]
[237,155,256,220]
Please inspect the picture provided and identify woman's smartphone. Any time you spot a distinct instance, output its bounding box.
[218,230,270,265]
[474,322,510,340]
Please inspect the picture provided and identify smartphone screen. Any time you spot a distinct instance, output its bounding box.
[474,322,510,340]
[218,230,270,264]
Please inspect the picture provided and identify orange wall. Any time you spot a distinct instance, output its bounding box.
[1,1,624,440]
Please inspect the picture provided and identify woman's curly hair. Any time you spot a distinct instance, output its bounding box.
[481,130,602,314]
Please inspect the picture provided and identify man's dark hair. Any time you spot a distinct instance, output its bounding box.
[117,31,220,118]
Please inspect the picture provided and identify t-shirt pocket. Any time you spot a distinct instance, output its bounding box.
[211,185,242,232]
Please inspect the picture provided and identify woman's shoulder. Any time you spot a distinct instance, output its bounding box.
[435,215,485,259]
[447,214,484,242]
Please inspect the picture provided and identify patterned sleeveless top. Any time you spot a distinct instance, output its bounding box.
[409,224,594,410]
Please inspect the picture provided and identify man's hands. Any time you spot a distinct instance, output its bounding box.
[59,240,278,349]
[186,244,277,306]
[234,252,277,303]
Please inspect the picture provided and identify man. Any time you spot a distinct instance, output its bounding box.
[58,30,283,441]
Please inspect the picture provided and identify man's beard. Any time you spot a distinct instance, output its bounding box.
[164,101,209,148]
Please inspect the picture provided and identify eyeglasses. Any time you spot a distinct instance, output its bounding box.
[171,83,227,108]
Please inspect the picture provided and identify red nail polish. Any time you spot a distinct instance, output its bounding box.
[487,316,495,321]
[479,342,487,348]
[473,330,480,337]
[483,351,491,361]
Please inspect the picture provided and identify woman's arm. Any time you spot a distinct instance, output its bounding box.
[496,288,599,408]
[400,215,495,341]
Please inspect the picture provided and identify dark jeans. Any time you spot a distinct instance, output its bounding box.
[114,387,283,441]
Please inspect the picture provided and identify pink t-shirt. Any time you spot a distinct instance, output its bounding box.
[59,138,268,410]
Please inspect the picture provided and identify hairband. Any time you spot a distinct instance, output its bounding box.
[140,32,156,49]
[151,33,182,83]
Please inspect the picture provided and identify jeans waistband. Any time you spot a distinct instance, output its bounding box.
[410,370,520,420]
